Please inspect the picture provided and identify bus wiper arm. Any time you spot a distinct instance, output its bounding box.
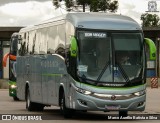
[78,75,98,85]
[96,50,111,84]
[116,62,130,83]
[96,61,110,82]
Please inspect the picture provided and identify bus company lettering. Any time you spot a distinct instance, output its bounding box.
[41,61,59,68]
[85,32,92,37]
[85,32,106,38]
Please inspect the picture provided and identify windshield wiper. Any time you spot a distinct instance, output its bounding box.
[129,68,144,83]
[80,74,87,81]
[78,75,98,85]
[116,62,130,83]
[96,61,110,82]
[96,50,111,84]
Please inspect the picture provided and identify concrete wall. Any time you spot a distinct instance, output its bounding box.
[3,47,9,78]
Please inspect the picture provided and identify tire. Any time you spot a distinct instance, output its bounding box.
[60,94,73,118]
[26,88,35,111]
[26,88,44,111]
[119,111,128,117]
[35,103,44,111]
[13,96,19,101]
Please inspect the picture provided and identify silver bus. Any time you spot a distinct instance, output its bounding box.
[16,13,156,118]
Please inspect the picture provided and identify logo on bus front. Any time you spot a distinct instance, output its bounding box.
[111,95,116,100]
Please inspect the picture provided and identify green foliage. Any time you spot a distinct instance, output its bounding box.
[109,0,118,12]
[141,13,160,27]
[76,0,91,7]
[65,0,74,10]
[52,0,60,8]
[76,0,90,12]
[52,0,118,12]
[90,0,118,12]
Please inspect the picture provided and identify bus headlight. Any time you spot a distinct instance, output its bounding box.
[77,88,91,95]
[134,90,146,96]
[10,85,17,89]
[77,89,91,95]
[73,85,91,95]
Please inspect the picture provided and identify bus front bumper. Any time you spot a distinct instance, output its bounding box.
[69,90,146,111]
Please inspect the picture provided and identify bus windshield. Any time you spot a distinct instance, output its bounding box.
[10,37,18,55]
[77,31,144,85]
[113,33,143,83]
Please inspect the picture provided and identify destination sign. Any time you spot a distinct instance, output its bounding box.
[84,32,107,38]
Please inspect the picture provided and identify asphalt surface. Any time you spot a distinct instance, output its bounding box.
[0,88,160,123]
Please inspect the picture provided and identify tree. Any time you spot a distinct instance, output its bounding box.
[53,0,74,11]
[65,0,74,10]
[89,0,118,12]
[52,0,118,12]
[76,0,91,12]
[141,13,160,27]
[53,0,60,8]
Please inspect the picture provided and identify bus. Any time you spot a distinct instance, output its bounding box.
[16,13,156,118]
[3,32,19,100]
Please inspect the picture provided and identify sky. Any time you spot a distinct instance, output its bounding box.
[0,0,160,26]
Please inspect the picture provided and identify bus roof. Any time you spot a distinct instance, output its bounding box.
[20,12,141,32]
[66,13,141,30]
[11,32,19,38]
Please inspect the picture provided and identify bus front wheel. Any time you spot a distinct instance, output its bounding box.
[60,94,73,118]
[119,111,128,117]
[26,88,35,111]
[13,96,19,101]
[26,88,44,111]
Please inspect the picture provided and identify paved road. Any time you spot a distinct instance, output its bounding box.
[0,88,160,123]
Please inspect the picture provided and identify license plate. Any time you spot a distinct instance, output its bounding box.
[105,105,120,110]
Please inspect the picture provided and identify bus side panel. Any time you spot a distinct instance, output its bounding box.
[28,56,43,103]
[16,56,26,100]
[41,55,48,104]
[35,56,43,103]
[42,55,56,104]
[41,55,67,105]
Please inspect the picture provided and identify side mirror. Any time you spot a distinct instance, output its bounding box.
[144,38,156,60]
[70,36,78,57]
[67,36,78,78]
